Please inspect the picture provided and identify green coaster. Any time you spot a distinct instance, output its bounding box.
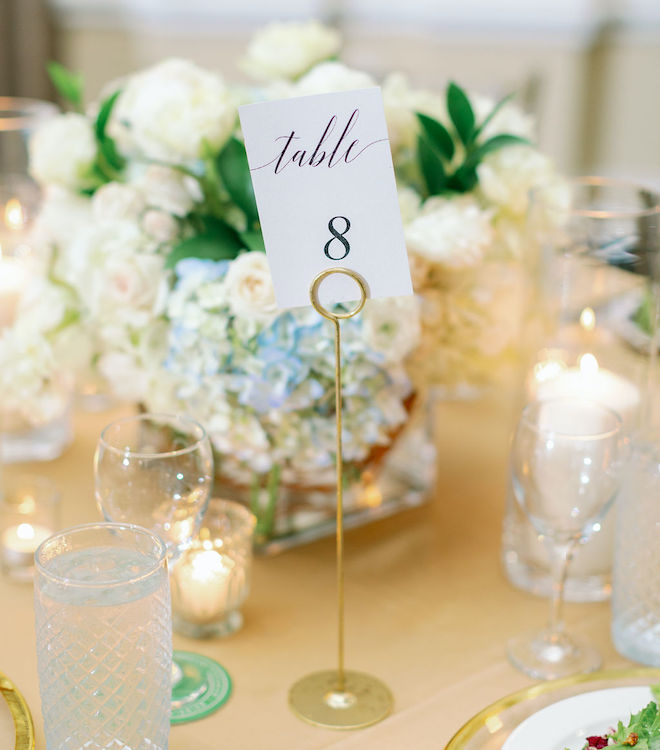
[171,650,232,725]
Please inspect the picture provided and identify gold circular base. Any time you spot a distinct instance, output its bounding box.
[289,670,393,729]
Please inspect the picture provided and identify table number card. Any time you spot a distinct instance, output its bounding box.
[238,87,412,309]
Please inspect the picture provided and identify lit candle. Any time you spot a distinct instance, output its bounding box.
[535,352,641,428]
[0,252,31,328]
[1,522,52,568]
[172,547,236,625]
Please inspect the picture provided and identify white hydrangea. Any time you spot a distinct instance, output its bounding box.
[30,186,92,256]
[225,252,277,321]
[109,59,236,162]
[405,197,494,269]
[477,145,554,216]
[242,21,341,82]
[362,296,421,364]
[29,113,96,189]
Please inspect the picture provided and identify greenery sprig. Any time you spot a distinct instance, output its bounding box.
[416,81,531,197]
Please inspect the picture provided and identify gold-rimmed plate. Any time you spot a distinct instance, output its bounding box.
[0,671,35,750]
[445,667,660,750]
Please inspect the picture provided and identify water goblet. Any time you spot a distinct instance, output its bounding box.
[94,412,215,711]
[507,398,624,679]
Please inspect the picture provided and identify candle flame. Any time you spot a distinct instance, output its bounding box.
[16,523,35,541]
[580,307,596,331]
[190,549,233,583]
[5,199,24,230]
[579,352,599,376]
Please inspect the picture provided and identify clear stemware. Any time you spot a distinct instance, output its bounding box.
[94,412,214,709]
[507,397,624,679]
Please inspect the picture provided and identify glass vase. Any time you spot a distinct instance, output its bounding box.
[502,177,660,601]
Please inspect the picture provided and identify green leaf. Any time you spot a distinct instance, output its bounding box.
[47,61,84,110]
[95,90,120,141]
[239,228,266,253]
[216,137,259,226]
[447,81,475,146]
[165,232,243,270]
[464,133,532,169]
[416,113,455,162]
[447,165,478,192]
[417,134,447,196]
[473,92,515,140]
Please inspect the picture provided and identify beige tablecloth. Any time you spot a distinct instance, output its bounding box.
[0,392,633,749]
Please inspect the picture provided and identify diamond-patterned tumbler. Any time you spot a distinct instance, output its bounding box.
[34,523,172,750]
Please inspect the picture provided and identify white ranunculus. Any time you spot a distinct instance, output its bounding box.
[294,62,375,96]
[225,252,277,321]
[92,182,145,222]
[477,145,554,216]
[363,296,421,364]
[135,165,196,216]
[242,20,341,82]
[142,209,179,243]
[29,113,96,189]
[405,197,494,269]
[109,59,236,163]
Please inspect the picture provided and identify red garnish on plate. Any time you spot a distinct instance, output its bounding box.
[586,736,609,749]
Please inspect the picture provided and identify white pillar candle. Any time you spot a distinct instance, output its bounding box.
[172,548,236,625]
[534,353,641,428]
[1,522,52,568]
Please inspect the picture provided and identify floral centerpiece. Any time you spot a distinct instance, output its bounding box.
[1,21,560,545]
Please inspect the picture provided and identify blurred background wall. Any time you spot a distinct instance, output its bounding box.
[4,0,659,186]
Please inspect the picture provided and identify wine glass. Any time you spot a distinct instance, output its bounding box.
[507,398,624,679]
[94,412,214,711]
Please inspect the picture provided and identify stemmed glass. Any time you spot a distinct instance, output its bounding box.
[507,397,624,679]
[94,412,214,710]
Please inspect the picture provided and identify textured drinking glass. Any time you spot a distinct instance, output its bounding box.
[507,398,624,679]
[612,432,660,664]
[171,499,256,638]
[34,523,171,750]
[94,413,213,563]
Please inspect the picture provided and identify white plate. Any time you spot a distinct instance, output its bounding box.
[502,686,654,750]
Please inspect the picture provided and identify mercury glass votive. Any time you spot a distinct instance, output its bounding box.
[0,475,60,581]
[171,498,256,638]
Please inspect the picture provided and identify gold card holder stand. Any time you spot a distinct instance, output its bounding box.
[288,267,394,730]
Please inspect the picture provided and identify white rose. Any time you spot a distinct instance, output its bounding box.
[362,296,421,364]
[242,21,341,82]
[142,209,179,243]
[405,197,494,269]
[294,62,375,96]
[135,165,196,216]
[109,58,236,162]
[225,251,277,320]
[477,145,554,216]
[30,113,96,189]
[93,182,145,222]
[94,252,164,322]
